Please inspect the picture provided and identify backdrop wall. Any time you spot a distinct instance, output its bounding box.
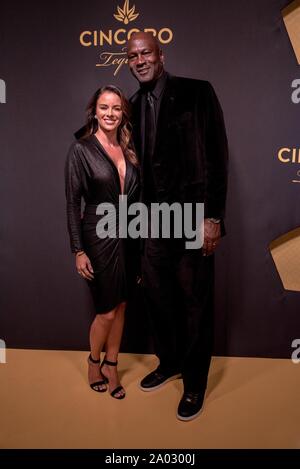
[1,0,299,357]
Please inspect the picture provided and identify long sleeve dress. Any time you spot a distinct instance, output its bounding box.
[65,134,140,314]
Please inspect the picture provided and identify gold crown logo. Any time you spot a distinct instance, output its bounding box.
[114,0,139,24]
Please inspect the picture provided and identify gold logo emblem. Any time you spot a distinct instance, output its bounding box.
[114,0,139,24]
[277,147,300,183]
[79,1,173,75]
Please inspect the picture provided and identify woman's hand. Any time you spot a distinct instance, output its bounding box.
[75,252,94,280]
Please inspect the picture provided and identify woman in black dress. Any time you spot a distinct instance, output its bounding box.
[65,85,139,399]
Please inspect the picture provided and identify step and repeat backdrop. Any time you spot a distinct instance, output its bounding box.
[0,0,299,357]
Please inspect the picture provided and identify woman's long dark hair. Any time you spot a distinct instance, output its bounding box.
[84,85,138,167]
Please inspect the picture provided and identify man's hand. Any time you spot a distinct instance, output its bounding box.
[202,219,221,256]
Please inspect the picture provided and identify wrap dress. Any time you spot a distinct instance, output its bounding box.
[65,134,139,313]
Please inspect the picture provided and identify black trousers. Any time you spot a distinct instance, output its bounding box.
[142,237,214,392]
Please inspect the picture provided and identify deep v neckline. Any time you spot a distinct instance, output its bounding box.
[92,134,127,195]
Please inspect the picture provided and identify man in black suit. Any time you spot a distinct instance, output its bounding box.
[127,32,228,420]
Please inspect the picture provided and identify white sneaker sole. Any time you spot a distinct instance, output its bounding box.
[139,373,182,392]
[176,406,203,421]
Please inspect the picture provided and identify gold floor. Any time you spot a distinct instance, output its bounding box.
[0,349,299,449]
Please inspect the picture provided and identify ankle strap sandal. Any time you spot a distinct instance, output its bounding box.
[100,356,125,400]
[87,353,107,392]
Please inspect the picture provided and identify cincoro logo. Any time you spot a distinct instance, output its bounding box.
[79,1,174,75]
[278,148,300,164]
[80,28,173,47]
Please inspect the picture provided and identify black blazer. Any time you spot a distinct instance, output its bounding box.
[130,74,228,221]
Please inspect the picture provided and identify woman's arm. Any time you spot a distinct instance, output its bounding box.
[64,142,85,253]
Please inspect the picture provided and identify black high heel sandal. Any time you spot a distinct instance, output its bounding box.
[100,357,126,399]
[87,354,107,392]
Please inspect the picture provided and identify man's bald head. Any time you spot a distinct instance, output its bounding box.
[127,31,160,53]
[127,32,164,84]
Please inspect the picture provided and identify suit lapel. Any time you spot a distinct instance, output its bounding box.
[154,76,176,155]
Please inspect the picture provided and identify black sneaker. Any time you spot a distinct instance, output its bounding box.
[139,367,181,392]
[176,391,205,421]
